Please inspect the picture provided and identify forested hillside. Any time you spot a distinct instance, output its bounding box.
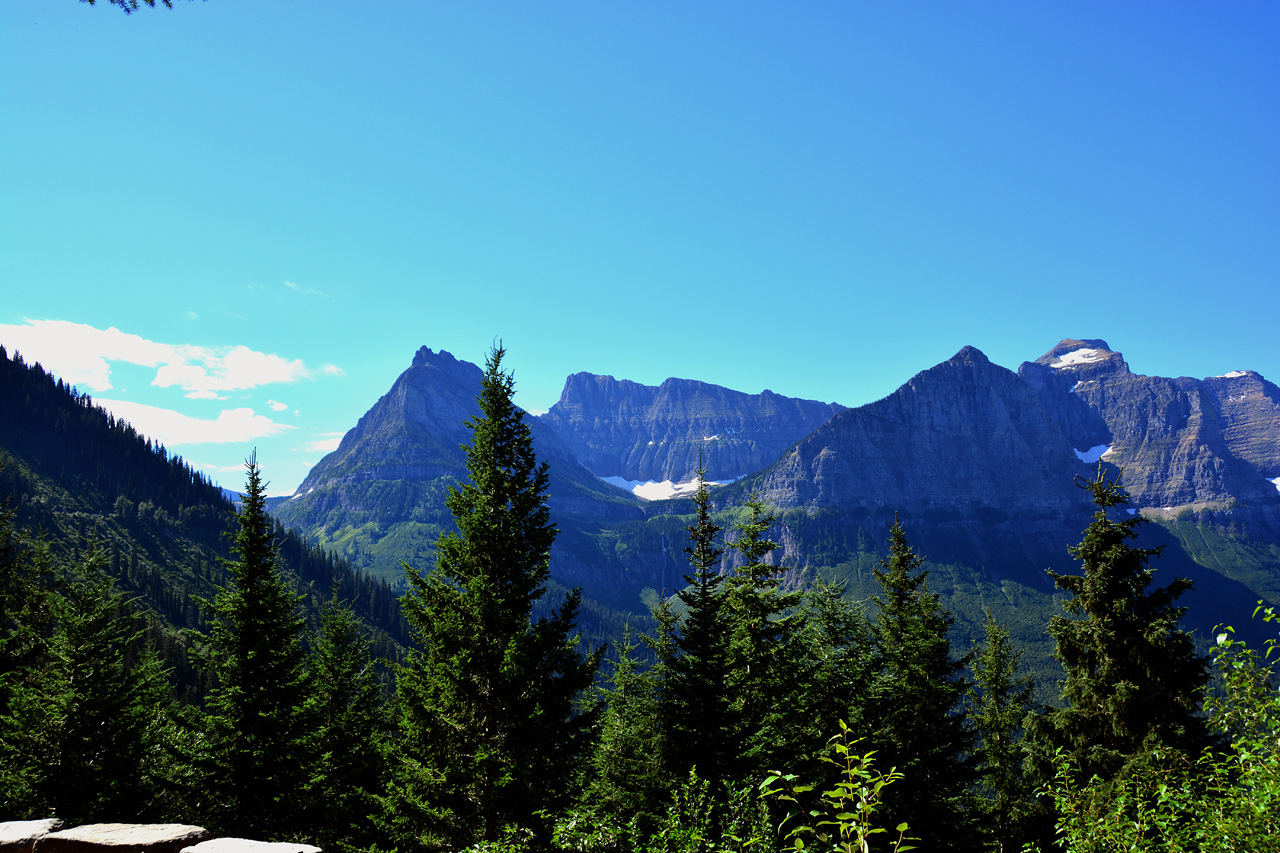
[0,345,410,689]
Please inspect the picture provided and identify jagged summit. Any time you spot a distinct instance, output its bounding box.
[540,373,845,484]
[411,346,464,369]
[948,344,990,364]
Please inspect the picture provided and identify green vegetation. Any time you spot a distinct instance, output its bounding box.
[2,345,1277,853]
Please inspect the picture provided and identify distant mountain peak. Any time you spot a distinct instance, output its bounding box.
[412,346,463,369]
[949,345,990,364]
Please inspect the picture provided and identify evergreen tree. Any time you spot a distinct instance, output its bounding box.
[196,453,311,839]
[1,544,169,822]
[579,625,669,839]
[307,593,388,851]
[1030,465,1209,783]
[722,495,807,778]
[654,463,739,789]
[869,516,978,852]
[969,610,1037,853]
[385,345,601,851]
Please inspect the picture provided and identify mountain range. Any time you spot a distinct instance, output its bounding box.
[270,339,1280,678]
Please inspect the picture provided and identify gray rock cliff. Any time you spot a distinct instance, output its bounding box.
[540,373,845,484]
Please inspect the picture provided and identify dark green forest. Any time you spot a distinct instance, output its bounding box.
[2,345,1277,852]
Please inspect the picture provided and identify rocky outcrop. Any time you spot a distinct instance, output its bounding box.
[540,373,844,483]
[759,346,1088,514]
[274,347,642,528]
[1018,339,1280,509]
[181,841,319,853]
[0,821,63,853]
[32,825,210,853]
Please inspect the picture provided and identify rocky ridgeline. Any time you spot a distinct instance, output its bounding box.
[1018,338,1280,510]
[759,345,1088,515]
[0,821,318,853]
[540,372,845,484]
[274,346,642,530]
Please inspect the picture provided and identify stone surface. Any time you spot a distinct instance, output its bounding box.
[181,840,320,853]
[1018,339,1280,509]
[0,820,63,853]
[541,372,845,484]
[34,825,209,853]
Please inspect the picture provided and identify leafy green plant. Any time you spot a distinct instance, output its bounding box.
[763,721,913,853]
[1032,603,1280,852]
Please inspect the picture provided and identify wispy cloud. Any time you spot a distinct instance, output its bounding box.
[267,399,288,412]
[302,432,345,453]
[96,398,293,446]
[0,319,342,397]
[283,280,330,298]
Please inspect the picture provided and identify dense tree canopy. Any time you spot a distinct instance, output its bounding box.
[386,345,601,850]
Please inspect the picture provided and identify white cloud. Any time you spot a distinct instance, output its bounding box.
[267,399,288,412]
[96,398,293,446]
[302,433,345,453]
[0,319,339,396]
[283,280,330,298]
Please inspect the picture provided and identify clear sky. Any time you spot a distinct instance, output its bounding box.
[2,1,1277,496]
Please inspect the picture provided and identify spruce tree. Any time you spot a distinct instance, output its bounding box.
[869,516,977,852]
[969,610,1037,853]
[1031,466,1208,783]
[722,495,807,778]
[385,345,601,850]
[580,626,668,838]
[307,594,388,851]
[197,453,311,839]
[654,463,739,789]
[1,545,169,822]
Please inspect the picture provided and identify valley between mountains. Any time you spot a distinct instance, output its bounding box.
[268,338,1280,682]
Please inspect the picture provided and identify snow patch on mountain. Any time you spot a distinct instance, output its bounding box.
[600,475,737,501]
[1218,370,1249,379]
[1051,348,1105,369]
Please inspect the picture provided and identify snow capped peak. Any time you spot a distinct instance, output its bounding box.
[1217,370,1249,379]
[1050,348,1106,370]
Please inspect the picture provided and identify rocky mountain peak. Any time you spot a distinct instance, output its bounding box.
[540,374,845,485]
[1030,339,1129,375]
[948,345,990,365]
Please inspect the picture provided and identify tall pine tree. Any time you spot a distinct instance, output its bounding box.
[654,462,739,789]
[196,453,311,839]
[869,516,978,852]
[385,345,600,851]
[1030,465,1208,783]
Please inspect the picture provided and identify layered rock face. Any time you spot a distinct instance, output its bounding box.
[275,347,641,531]
[1018,339,1280,509]
[539,373,845,484]
[759,346,1089,514]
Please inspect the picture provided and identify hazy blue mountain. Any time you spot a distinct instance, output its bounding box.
[539,373,844,487]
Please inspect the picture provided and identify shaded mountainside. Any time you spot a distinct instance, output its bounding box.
[1018,339,1280,511]
[270,347,651,636]
[266,339,1279,692]
[539,372,844,484]
[0,346,410,698]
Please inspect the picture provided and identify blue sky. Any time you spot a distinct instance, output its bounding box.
[2,1,1277,495]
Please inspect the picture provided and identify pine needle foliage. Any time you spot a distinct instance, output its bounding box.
[196,453,311,839]
[868,516,977,852]
[1033,465,1208,784]
[655,462,739,789]
[386,344,601,851]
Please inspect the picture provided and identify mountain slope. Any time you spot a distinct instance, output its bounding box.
[539,373,844,485]
[270,347,649,623]
[0,345,410,696]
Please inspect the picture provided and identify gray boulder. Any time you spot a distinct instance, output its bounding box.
[0,820,63,853]
[34,825,209,853]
